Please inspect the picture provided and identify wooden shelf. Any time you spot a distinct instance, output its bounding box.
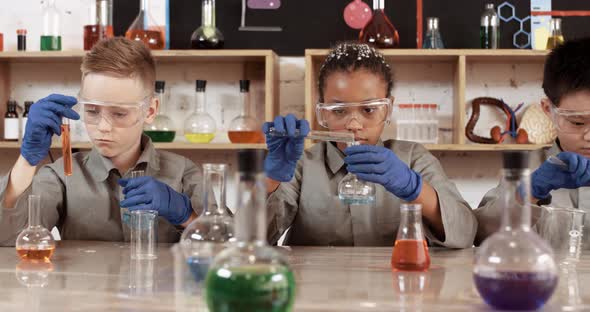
[424,144,550,151]
[0,141,266,150]
[305,49,549,62]
[0,50,277,63]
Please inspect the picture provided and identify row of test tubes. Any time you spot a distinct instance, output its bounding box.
[395,104,439,144]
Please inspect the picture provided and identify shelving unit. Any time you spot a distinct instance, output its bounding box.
[0,49,279,150]
[305,49,550,151]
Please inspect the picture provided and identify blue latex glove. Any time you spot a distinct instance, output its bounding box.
[119,177,193,225]
[21,94,79,166]
[262,114,310,182]
[532,152,590,200]
[344,145,423,202]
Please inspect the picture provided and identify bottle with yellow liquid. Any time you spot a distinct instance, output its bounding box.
[546,18,564,50]
[184,80,216,143]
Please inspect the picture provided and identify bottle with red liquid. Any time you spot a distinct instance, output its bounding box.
[15,195,56,262]
[125,0,165,50]
[391,203,430,271]
[84,0,114,50]
[474,151,558,311]
[359,0,399,48]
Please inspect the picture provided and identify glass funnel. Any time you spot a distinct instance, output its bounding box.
[228,80,264,143]
[391,204,430,271]
[205,150,295,311]
[184,80,216,143]
[359,0,399,48]
[474,151,558,311]
[180,163,234,282]
[125,0,165,50]
[144,80,176,142]
[16,195,56,262]
[191,0,224,49]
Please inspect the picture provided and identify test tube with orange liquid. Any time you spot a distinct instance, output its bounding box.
[61,118,72,176]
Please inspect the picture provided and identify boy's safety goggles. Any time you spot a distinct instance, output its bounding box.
[551,106,590,134]
[76,94,152,128]
[315,98,392,129]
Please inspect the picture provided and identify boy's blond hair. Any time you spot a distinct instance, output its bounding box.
[81,38,156,92]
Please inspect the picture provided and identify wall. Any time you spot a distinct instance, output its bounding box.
[0,1,513,212]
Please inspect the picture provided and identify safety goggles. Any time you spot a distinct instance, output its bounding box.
[550,106,590,134]
[315,98,392,129]
[76,94,152,128]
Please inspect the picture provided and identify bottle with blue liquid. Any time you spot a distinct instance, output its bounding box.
[474,151,558,310]
[180,163,234,282]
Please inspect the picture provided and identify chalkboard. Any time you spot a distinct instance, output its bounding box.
[113,0,590,55]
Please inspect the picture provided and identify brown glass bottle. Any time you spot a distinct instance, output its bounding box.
[359,0,399,48]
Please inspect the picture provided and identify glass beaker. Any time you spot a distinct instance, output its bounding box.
[41,0,62,51]
[391,204,430,271]
[205,150,296,311]
[537,206,585,265]
[474,151,558,311]
[144,80,176,142]
[184,80,217,143]
[16,195,56,262]
[480,3,500,49]
[359,0,399,48]
[191,0,224,49]
[119,170,145,238]
[180,164,234,282]
[130,210,158,260]
[546,18,564,50]
[84,0,114,50]
[228,80,264,143]
[125,0,165,50]
[422,17,444,49]
[338,141,376,205]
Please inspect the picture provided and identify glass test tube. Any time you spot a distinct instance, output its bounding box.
[61,118,72,176]
[267,127,355,143]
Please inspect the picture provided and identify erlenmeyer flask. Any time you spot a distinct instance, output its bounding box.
[205,150,295,311]
[474,151,558,310]
[359,0,399,48]
[15,195,56,262]
[228,80,264,143]
[125,0,165,50]
[338,142,376,205]
[184,80,217,143]
[391,204,430,271]
[144,80,176,142]
[180,163,234,282]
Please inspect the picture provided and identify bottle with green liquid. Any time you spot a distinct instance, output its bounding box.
[144,80,176,142]
[205,149,296,312]
[184,80,216,143]
[41,0,62,51]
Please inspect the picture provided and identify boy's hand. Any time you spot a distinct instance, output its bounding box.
[21,94,79,166]
[344,145,423,202]
[532,152,590,200]
[119,177,192,225]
